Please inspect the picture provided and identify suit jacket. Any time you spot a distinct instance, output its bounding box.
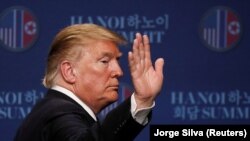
[14,89,151,141]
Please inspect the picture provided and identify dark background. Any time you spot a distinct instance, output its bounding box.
[0,0,249,140]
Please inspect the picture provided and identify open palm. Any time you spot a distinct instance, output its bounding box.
[128,33,164,108]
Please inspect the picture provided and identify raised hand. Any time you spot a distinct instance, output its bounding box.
[128,33,164,109]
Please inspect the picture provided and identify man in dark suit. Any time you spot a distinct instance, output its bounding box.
[14,23,164,141]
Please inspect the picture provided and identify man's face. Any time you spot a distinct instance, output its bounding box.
[73,40,123,113]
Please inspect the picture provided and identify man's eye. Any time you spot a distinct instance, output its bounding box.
[101,60,108,64]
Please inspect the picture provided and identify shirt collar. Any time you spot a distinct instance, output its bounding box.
[51,85,97,121]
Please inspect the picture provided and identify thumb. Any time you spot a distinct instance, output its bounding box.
[155,58,164,75]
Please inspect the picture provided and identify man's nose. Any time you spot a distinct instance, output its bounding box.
[111,62,123,77]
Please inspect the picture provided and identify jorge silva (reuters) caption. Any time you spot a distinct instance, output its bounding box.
[152,127,247,139]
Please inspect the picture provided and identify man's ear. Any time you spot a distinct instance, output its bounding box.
[60,61,76,84]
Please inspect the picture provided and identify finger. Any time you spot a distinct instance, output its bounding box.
[128,51,137,73]
[136,33,142,44]
[155,58,164,77]
[139,36,145,69]
[132,38,140,66]
[143,35,152,67]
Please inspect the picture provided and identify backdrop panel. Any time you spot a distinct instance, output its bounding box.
[0,0,249,140]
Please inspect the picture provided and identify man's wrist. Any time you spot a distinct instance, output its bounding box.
[130,94,155,125]
[133,94,155,109]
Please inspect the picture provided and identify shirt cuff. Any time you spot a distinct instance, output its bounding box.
[130,93,155,125]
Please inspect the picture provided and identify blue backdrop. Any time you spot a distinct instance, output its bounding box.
[0,0,249,141]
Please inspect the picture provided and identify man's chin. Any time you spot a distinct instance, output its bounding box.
[104,92,118,103]
[100,93,119,111]
[100,91,119,106]
[110,92,119,101]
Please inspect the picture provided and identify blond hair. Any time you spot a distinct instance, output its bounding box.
[42,23,126,88]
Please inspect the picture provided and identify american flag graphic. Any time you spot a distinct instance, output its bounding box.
[201,7,241,51]
[0,6,38,51]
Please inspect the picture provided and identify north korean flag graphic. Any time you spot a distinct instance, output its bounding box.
[200,7,241,52]
[0,6,38,52]
[226,10,240,47]
[23,10,37,48]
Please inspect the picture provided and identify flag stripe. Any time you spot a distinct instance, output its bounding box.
[219,10,225,48]
[216,9,220,48]
[224,11,228,48]
[13,9,16,48]
[4,28,8,45]
[212,29,216,47]
[0,28,3,40]
[8,28,12,47]
[21,10,24,48]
